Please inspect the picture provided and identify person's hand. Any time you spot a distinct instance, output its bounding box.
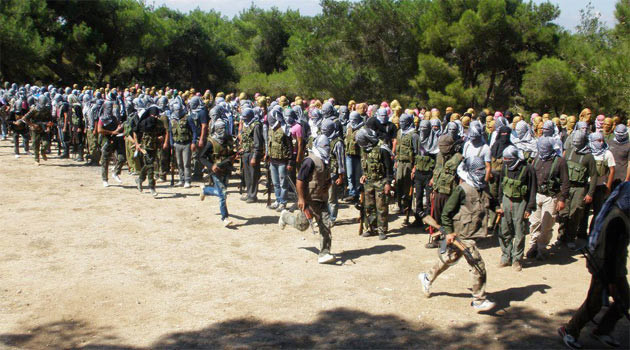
[287,165,293,172]
[429,178,434,187]
[411,167,415,180]
[298,198,306,212]
[162,143,168,151]
[250,157,257,166]
[384,183,391,195]
[524,211,530,219]
[212,164,220,174]
[197,140,204,149]
[496,208,504,216]
[360,175,366,184]
[135,143,141,151]
[191,143,197,152]
[77,128,82,133]
[584,195,593,204]
[606,186,612,196]
[556,200,565,212]
[335,177,343,186]
[446,233,456,245]
[62,126,67,133]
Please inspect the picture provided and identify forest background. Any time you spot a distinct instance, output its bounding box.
[1,0,629,116]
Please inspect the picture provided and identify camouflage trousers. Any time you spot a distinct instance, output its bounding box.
[139,148,158,188]
[86,130,101,164]
[364,178,389,234]
[30,130,50,163]
[100,136,125,181]
[281,200,332,256]
[427,238,487,302]
[125,137,141,174]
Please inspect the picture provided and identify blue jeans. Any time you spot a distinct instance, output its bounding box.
[345,155,363,198]
[203,174,229,220]
[270,161,288,205]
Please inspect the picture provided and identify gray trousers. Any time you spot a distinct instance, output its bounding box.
[499,196,527,264]
[243,152,261,199]
[174,142,192,183]
[101,136,125,181]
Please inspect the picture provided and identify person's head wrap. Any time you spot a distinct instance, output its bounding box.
[438,134,455,155]
[542,120,555,137]
[430,118,441,134]
[537,136,556,161]
[170,100,185,119]
[211,118,228,143]
[446,122,460,139]
[614,124,629,144]
[457,156,487,189]
[399,113,414,134]
[292,105,305,123]
[490,126,512,159]
[355,127,379,151]
[36,95,50,110]
[67,94,79,105]
[572,130,590,154]
[348,111,364,131]
[419,120,431,138]
[322,102,336,119]
[559,114,568,126]
[589,132,608,156]
[468,120,484,142]
[575,121,588,133]
[311,134,331,164]
[495,116,509,131]
[283,108,297,126]
[320,118,338,139]
[241,107,255,125]
[376,108,389,124]
[268,105,285,130]
[515,120,531,139]
[502,145,524,171]
[338,105,349,125]
[309,108,323,123]
[189,96,203,111]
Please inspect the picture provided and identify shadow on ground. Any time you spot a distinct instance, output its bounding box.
[2,305,627,349]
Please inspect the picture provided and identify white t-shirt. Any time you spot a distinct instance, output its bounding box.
[593,150,616,185]
[462,141,491,163]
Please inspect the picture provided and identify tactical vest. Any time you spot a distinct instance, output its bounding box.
[490,157,503,172]
[396,130,414,163]
[269,127,292,160]
[535,157,560,196]
[345,127,360,156]
[433,153,463,195]
[329,137,341,175]
[241,121,260,153]
[307,154,330,202]
[566,149,588,184]
[209,138,231,165]
[71,105,82,126]
[594,158,607,177]
[502,165,528,200]
[453,182,489,239]
[362,142,386,181]
[171,116,192,144]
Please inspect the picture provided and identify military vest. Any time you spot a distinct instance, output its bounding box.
[502,164,528,200]
[453,182,489,239]
[171,116,192,144]
[566,149,588,184]
[362,141,386,181]
[71,104,82,126]
[307,154,330,202]
[209,138,231,165]
[534,157,560,196]
[329,137,341,175]
[345,127,360,156]
[490,157,503,172]
[433,153,463,195]
[396,130,414,163]
[241,121,260,153]
[269,127,292,160]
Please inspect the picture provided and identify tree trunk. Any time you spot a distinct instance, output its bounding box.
[484,70,496,107]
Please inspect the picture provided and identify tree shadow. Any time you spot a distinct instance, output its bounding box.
[1,305,628,350]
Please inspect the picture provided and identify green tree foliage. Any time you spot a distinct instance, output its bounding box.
[0,0,628,114]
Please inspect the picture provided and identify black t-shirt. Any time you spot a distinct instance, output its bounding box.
[297,157,315,182]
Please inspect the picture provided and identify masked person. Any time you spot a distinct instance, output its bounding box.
[412,119,439,226]
[54,94,71,158]
[284,107,305,195]
[278,134,336,264]
[558,182,630,350]
[266,106,293,212]
[239,107,264,203]
[513,120,538,162]
[134,104,168,197]
[427,135,464,248]
[556,130,598,249]
[344,111,364,203]
[418,156,496,312]
[588,132,616,234]
[320,118,345,224]
[356,126,394,240]
[156,96,171,182]
[609,125,630,190]
[527,136,570,260]
[395,113,418,222]
[98,92,126,187]
[22,95,52,164]
[67,94,85,162]
[445,121,464,153]
[9,93,31,158]
[463,121,491,179]
[188,96,210,180]
[199,118,236,227]
[169,100,195,187]
[496,145,537,271]
[86,96,103,166]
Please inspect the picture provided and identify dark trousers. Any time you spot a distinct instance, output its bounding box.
[432,191,451,225]
[243,152,261,200]
[13,129,29,154]
[566,275,629,338]
[414,171,432,219]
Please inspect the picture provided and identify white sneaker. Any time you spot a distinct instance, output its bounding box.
[418,273,431,297]
[102,181,109,188]
[223,218,233,227]
[184,182,191,188]
[178,181,184,187]
[268,201,279,210]
[199,186,206,201]
[471,299,496,312]
[14,154,19,159]
[112,173,122,184]
[278,210,288,230]
[318,253,336,264]
[150,188,158,197]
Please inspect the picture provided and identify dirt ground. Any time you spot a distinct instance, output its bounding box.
[0,140,628,350]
